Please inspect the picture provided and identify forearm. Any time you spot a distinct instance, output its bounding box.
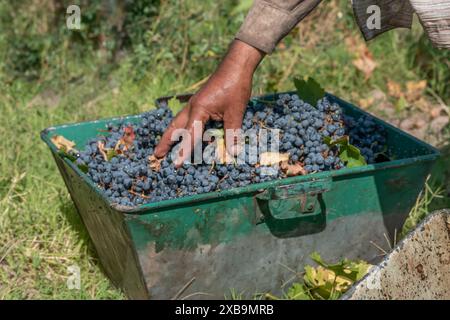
[217,40,265,79]
[194,39,265,104]
[155,41,264,160]
[236,0,323,54]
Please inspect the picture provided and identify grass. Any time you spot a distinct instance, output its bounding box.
[0,0,449,299]
[401,178,445,237]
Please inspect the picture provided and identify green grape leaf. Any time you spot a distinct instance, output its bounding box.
[339,147,367,168]
[168,97,184,115]
[323,135,349,147]
[106,149,118,161]
[323,135,367,168]
[58,150,88,173]
[294,76,325,106]
[51,135,76,153]
[310,251,325,265]
[285,283,311,300]
[303,265,345,300]
[77,163,89,174]
[347,261,372,281]
[323,136,332,146]
[58,150,76,162]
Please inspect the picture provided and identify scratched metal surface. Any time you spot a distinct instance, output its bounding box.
[135,212,389,299]
[343,210,450,300]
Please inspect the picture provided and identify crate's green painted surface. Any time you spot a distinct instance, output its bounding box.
[41,93,439,299]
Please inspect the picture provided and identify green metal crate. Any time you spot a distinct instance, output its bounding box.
[41,93,439,299]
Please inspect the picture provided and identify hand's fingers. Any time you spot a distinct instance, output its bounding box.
[154,105,190,158]
[174,108,210,167]
[223,108,245,156]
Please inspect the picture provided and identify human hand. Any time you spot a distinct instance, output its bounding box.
[154,40,265,165]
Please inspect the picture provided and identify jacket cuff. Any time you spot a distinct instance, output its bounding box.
[236,1,298,54]
[353,0,414,41]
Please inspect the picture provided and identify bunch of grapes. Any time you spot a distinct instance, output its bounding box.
[343,115,387,163]
[242,94,347,172]
[75,94,387,207]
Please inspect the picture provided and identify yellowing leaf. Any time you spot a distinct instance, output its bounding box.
[352,47,377,80]
[98,141,108,161]
[359,97,375,109]
[304,265,353,299]
[51,135,76,152]
[430,106,445,118]
[346,37,378,81]
[280,161,307,176]
[387,80,403,99]
[115,126,135,154]
[259,152,289,166]
[268,252,373,300]
[405,80,427,102]
[206,50,217,57]
[310,251,372,283]
[215,138,236,164]
[148,154,163,171]
[97,141,118,161]
[344,36,360,52]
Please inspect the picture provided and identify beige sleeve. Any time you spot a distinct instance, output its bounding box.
[409,0,450,48]
[235,0,323,54]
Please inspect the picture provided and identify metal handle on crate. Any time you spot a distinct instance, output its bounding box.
[254,178,332,238]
